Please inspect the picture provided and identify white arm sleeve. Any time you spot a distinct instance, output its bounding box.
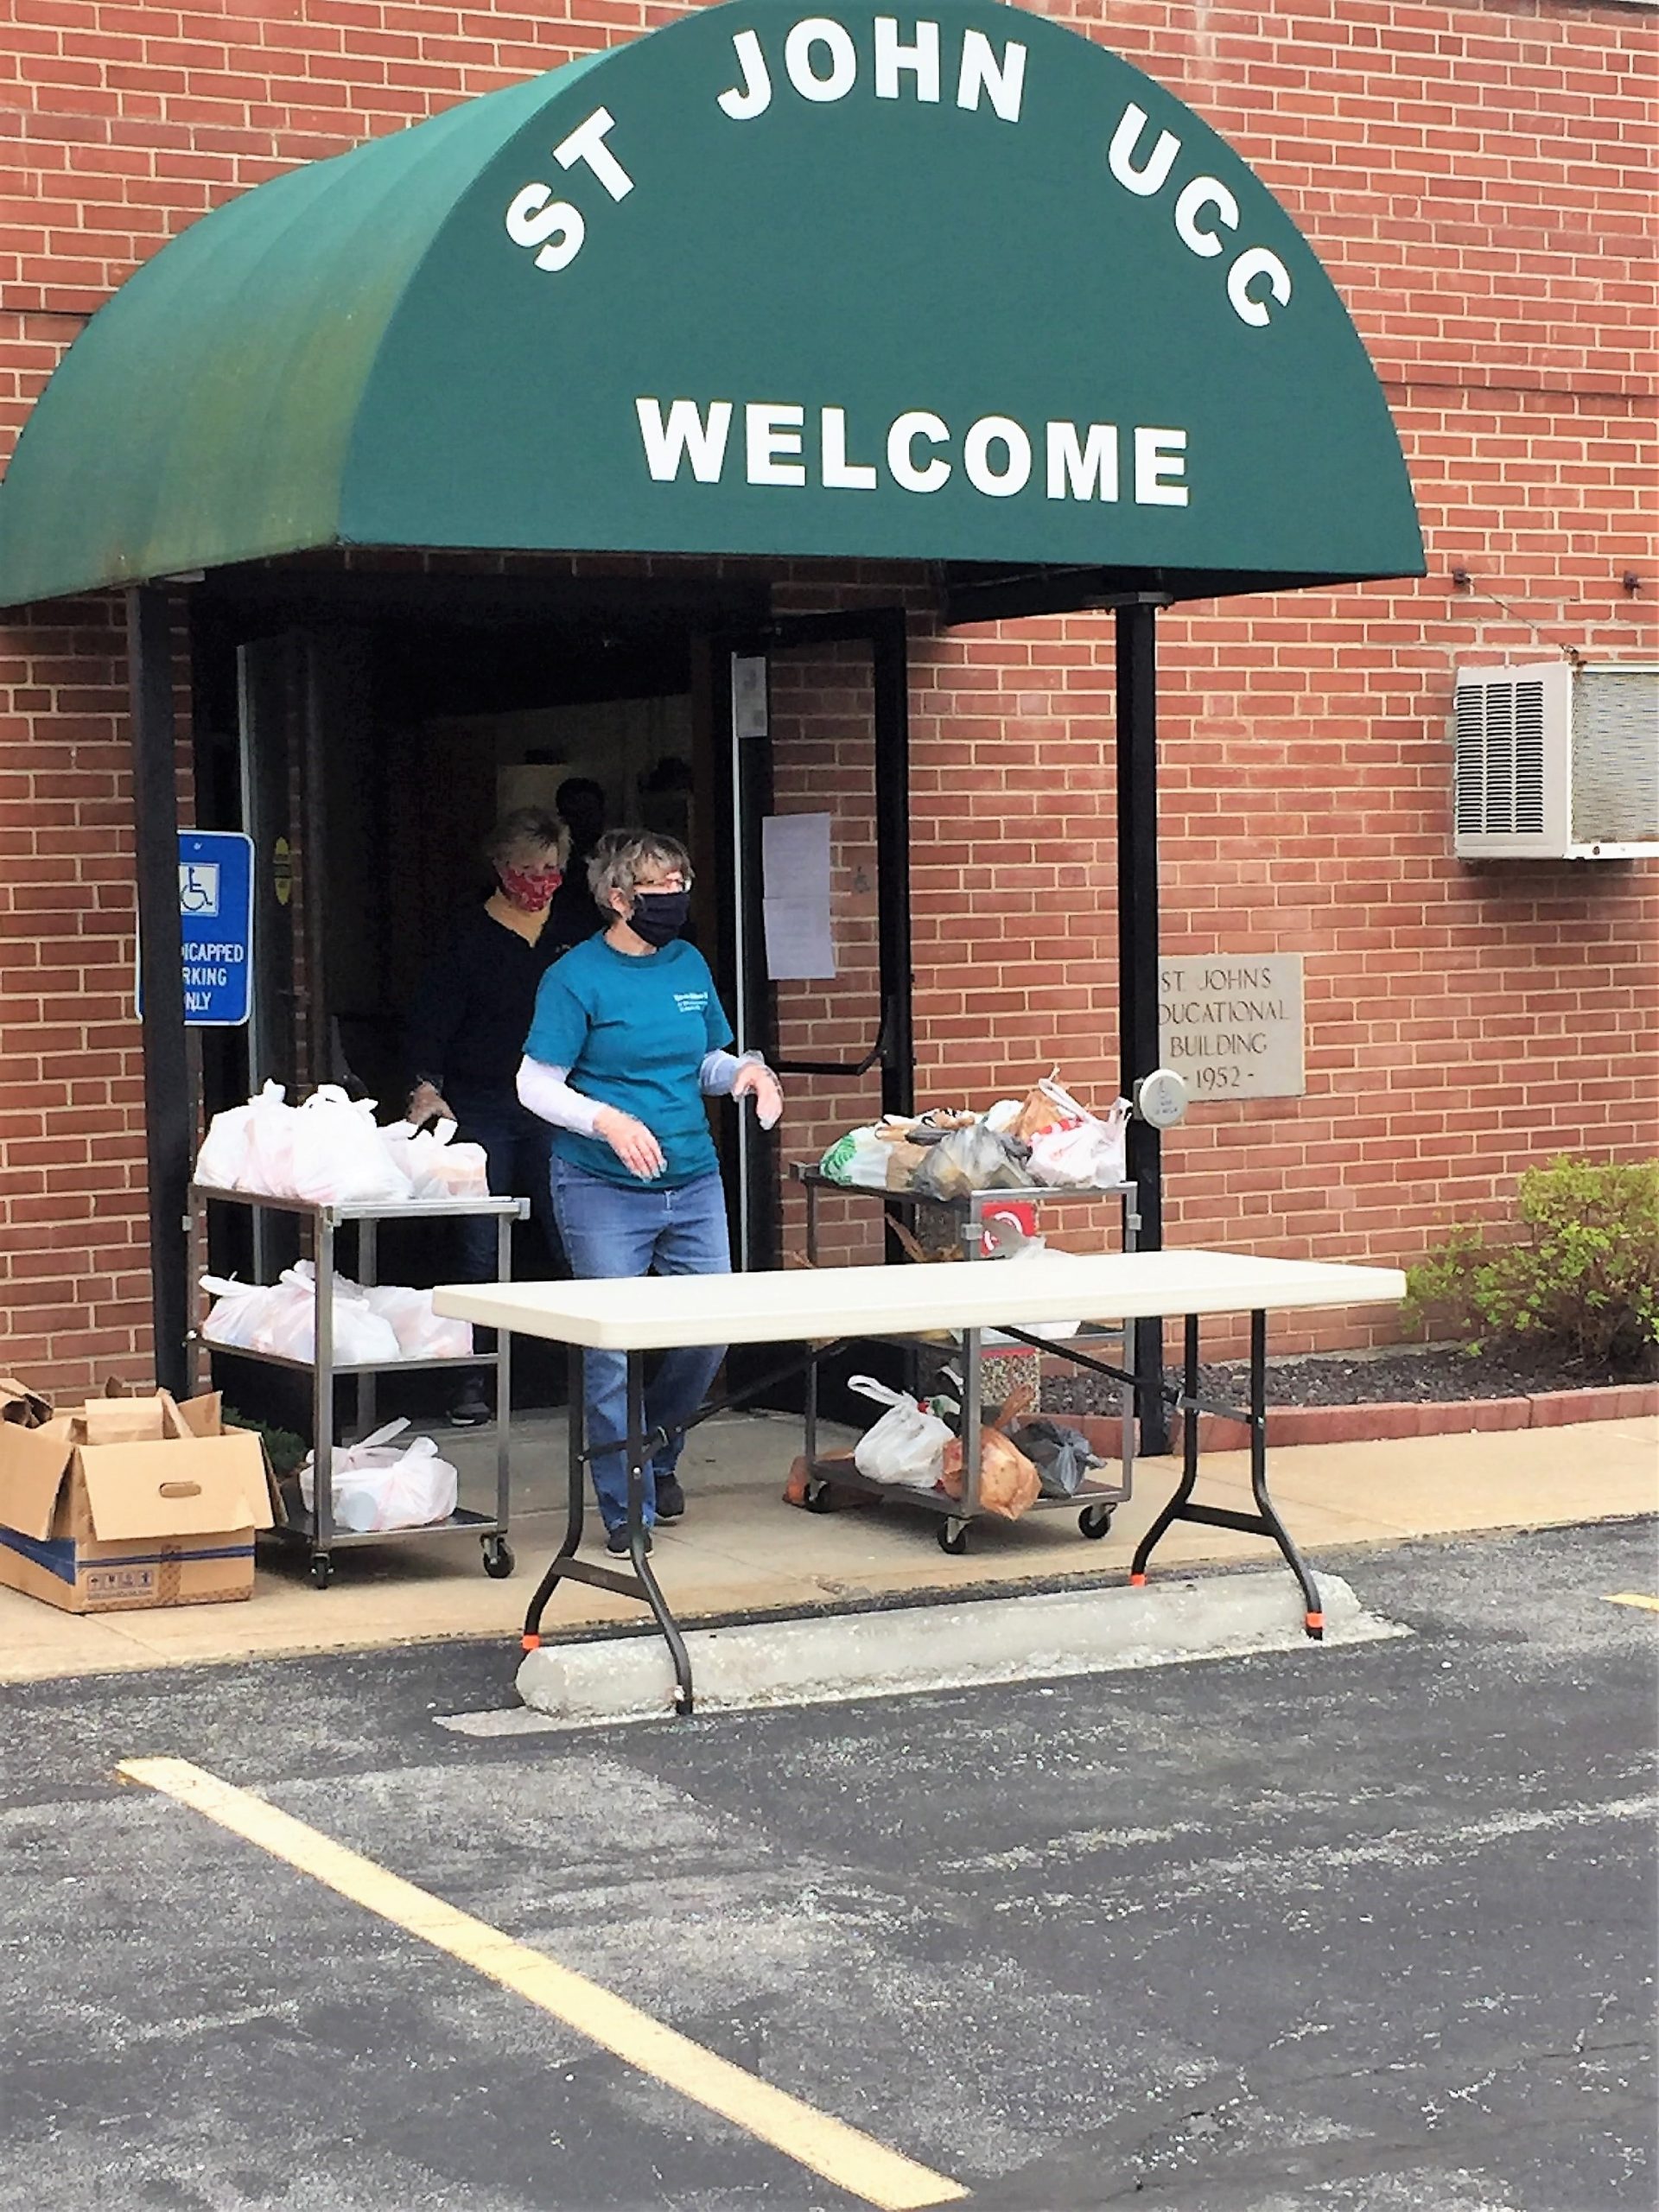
[515,1057,605,1137]
[698,1049,743,1096]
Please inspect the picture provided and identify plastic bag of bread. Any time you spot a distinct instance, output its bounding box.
[940,1379,1041,1520]
[1012,1071,1091,1146]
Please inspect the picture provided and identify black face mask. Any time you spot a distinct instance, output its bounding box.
[630,889,690,948]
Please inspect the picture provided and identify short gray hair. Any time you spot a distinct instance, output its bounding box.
[588,830,693,912]
[486,806,567,870]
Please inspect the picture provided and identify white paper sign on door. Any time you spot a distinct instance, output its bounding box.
[761,811,836,980]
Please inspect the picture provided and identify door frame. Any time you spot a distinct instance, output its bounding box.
[707,607,915,1273]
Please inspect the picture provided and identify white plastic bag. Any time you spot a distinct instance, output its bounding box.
[365,1283,472,1359]
[380,1115,491,1200]
[298,1418,459,1532]
[289,1086,410,1206]
[288,1260,473,1361]
[849,1374,953,1491]
[199,1273,279,1351]
[194,1081,287,1190]
[240,1082,303,1198]
[268,1265,403,1363]
[1028,1098,1131,1189]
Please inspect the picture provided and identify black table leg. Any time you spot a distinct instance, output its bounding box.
[626,1348,696,1715]
[520,1345,696,1714]
[522,1344,589,1647]
[1129,1309,1324,1639]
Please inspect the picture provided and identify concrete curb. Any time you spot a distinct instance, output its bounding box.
[512,1568,1403,1726]
[1064,1382,1659,1458]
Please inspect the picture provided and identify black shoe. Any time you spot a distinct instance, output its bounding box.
[448,1384,491,1427]
[606,1525,652,1556]
[653,1478,686,1523]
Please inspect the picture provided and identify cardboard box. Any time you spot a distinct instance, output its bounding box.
[0,1389,273,1613]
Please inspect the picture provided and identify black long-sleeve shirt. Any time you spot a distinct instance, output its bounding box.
[404,903,568,1113]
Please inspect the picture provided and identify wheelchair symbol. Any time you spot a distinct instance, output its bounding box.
[179,862,220,917]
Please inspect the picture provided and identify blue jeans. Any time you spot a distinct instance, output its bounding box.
[550,1160,731,1530]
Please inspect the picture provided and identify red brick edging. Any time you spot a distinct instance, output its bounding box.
[1066,1383,1659,1459]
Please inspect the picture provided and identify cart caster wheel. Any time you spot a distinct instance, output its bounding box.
[804,1482,836,1515]
[938,1519,969,1555]
[1079,1506,1115,1540]
[308,1554,334,1590]
[481,1538,515,1579]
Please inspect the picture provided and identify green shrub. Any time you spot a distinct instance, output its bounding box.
[1405,1156,1659,1371]
[221,1405,308,1476]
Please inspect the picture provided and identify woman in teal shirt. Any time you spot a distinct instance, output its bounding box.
[517,831,783,1552]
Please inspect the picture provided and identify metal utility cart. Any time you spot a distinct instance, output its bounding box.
[790,1164,1141,1552]
[188,1185,528,1587]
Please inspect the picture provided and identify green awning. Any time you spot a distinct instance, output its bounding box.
[0,0,1423,607]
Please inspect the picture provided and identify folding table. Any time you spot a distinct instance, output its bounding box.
[435,1248,1406,1715]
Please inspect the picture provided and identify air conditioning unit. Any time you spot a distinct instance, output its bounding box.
[1452,660,1659,860]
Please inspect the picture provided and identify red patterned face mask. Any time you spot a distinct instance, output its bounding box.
[498,863,563,912]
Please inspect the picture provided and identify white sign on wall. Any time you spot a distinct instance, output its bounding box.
[1158,955,1305,1100]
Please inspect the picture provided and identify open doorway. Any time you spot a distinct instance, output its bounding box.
[188,576,915,1421]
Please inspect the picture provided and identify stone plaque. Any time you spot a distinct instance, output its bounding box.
[1158,955,1306,1101]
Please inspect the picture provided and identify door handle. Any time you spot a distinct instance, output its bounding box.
[773,998,894,1080]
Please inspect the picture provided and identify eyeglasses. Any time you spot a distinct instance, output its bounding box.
[635,872,687,893]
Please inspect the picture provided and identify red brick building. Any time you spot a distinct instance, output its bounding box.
[0,0,1654,1398]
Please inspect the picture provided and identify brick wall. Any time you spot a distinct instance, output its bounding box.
[1,0,1655,1391]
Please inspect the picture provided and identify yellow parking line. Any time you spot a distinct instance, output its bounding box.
[118,1758,967,2212]
[1605,1592,1659,1612]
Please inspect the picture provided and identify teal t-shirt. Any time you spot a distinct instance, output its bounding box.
[524,936,734,1188]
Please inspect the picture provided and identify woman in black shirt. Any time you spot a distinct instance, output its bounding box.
[404,806,569,1422]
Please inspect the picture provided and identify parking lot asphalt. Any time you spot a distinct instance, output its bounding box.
[1,1516,1655,2212]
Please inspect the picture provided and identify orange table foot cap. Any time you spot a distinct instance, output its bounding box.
[521,1633,542,1651]
[1128,1572,1147,1587]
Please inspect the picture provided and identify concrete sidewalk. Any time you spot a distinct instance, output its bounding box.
[0,1403,1652,1685]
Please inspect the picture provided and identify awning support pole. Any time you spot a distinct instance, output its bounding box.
[127,585,191,1397]
[1116,601,1169,1455]
[872,607,914,1120]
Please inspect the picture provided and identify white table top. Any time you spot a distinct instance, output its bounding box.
[433,1249,1407,1352]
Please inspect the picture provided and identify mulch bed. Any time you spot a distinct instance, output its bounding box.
[1043,1343,1659,1421]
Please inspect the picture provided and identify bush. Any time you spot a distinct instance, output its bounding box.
[1405,1157,1659,1371]
[221,1404,309,1476]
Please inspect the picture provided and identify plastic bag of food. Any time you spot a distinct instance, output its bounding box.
[884,1138,931,1192]
[1028,1098,1130,1189]
[1010,1418,1107,1499]
[288,1086,410,1207]
[381,1116,491,1200]
[821,1128,889,1190]
[940,1424,1041,1519]
[364,1283,472,1358]
[194,1082,287,1191]
[820,1127,875,1186]
[258,1267,402,1364]
[912,1122,1034,1201]
[940,1378,1041,1520]
[286,1261,473,1360]
[849,1374,953,1490]
[299,1418,459,1532]
[199,1273,280,1351]
[239,1083,304,1198]
[1013,1072,1091,1146]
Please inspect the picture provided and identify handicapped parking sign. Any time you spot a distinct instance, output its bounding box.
[137,832,254,1027]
